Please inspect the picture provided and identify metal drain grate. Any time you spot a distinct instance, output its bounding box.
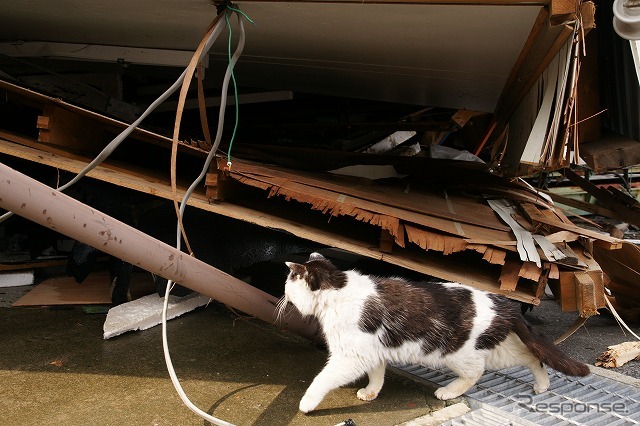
[396,365,640,425]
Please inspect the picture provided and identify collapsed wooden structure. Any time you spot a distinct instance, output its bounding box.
[2,0,639,326]
[0,74,625,318]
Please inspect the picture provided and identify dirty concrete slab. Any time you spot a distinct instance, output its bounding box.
[0,302,447,425]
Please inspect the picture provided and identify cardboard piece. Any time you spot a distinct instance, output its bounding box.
[11,270,156,306]
[12,271,112,306]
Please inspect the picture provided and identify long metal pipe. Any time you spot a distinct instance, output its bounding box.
[0,162,319,340]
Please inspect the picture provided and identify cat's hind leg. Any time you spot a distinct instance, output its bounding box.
[299,356,366,413]
[487,333,550,394]
[356,361,386,402]
[435,356,485,400]
[529,360,550,394]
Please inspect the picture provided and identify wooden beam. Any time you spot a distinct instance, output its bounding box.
[542,189,621,220]
[0,79,206,158]
[494,7,568,123]
[580,133,640,172]
[549,0,579,25]
[520,202,623,249]
[562,168,640,228]
[558,248,605,314]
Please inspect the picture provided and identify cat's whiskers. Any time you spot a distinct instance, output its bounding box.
[275,295,291,323]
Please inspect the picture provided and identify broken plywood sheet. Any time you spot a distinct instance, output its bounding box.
[405,224,469,255]
[221,158,516,247]
[221,158,511,232]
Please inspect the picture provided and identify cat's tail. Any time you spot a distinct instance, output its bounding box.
[513,319,590,377]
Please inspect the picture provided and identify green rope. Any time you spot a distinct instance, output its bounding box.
[224,4,256,168]
[225,10,239,167]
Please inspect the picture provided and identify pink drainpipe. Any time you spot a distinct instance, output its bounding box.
[0,162,319,340]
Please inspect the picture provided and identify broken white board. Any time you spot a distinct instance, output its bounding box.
[103,293,210,339]
[0,270,34,287]
[519,54,560,164]
[533,234,567,262]
[361,131,416,154]
[487,199,541,268]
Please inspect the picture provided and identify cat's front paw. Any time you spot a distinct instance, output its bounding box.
[357,388,379,401]
[533,383,549,394]
[299,393,322,414]
[434,386,462,400]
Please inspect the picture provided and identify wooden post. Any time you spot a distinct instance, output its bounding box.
[575,272,599,318]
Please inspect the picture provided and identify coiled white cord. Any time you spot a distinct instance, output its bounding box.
[161,10,247,426]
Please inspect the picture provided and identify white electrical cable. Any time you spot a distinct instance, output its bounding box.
[162,282,235,426]
[605,296,640,341]
[160,10,247,426]
[2,6,240,424]
[0,16,225,224]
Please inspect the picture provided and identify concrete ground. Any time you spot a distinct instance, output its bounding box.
[2,279,639,425]
[0,299,453,426]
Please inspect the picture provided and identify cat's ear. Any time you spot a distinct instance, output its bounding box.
[285,261,305,271]
[309,252,326,261]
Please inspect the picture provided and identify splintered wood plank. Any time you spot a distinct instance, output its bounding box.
[596,341,640,368]
[487,199,541,267]
[532,234,567,262]
[220,158,511,233]
[405,224,468,255]
[379,229,395,253]
[518,261,542,282]
[227,164,513,243]
[534,264,551,299]
[549,263,560,279]
[482,247,507,265]
[499,258,521,291]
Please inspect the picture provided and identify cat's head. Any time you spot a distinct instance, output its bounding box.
[282,252,347,316]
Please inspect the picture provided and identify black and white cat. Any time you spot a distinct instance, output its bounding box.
[278,252,589,414]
